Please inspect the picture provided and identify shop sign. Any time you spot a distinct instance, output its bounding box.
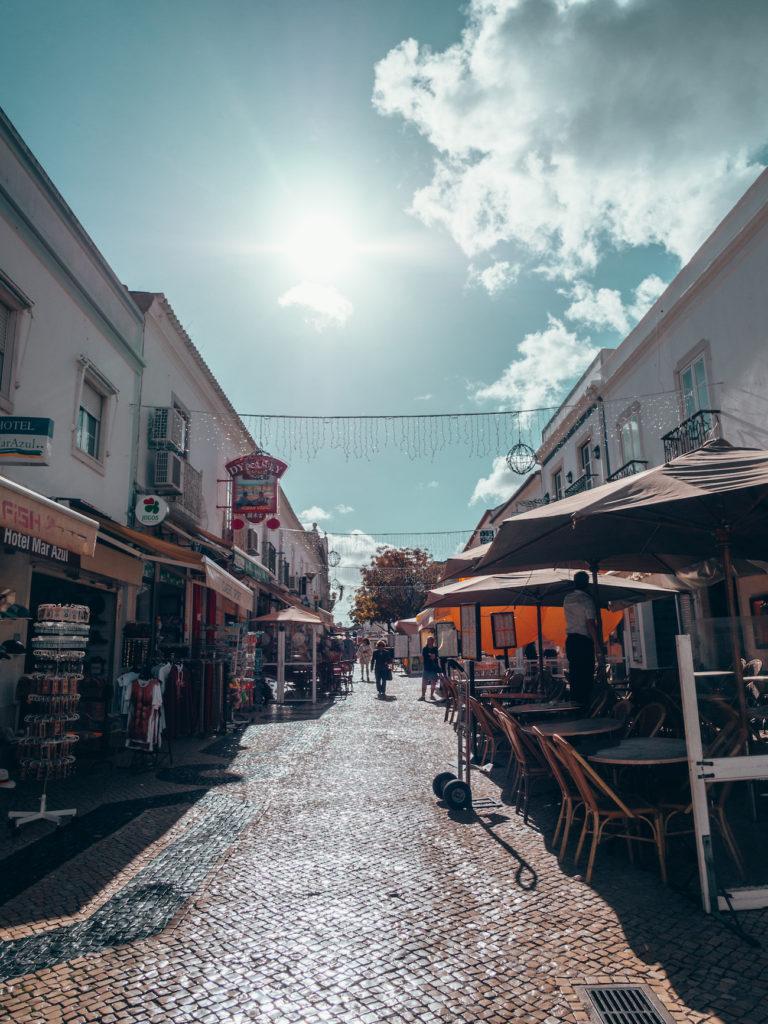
[159,566,185,587]
[0,417,54,465]
[134,494,169,526]
[2,526,79,566]
[233,548,272,584]
[225,452,287,518]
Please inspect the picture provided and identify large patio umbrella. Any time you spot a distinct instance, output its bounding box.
[424,570,680,672]
[253,606,324,702]
[477,440,768,724]
[440,542,491,582]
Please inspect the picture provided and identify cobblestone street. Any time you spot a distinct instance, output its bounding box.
[2,672,768,1024]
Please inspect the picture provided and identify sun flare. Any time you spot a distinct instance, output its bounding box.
[282,212,357,279]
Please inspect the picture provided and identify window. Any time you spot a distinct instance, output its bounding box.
[0,301,10,392]
[76,380,103,459]
[680,354,709,419]
[553,469,563,501]
[620,414,642,464]
[579,441,593,486]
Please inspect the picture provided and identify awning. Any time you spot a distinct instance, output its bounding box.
[0,475,98,556]
[253,606,323,625]
[202,556,253,612]
[92,515,202,568]
[81,539,144,586]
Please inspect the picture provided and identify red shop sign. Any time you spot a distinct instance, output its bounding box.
[225,452,287,518]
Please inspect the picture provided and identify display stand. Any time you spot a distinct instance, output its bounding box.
[9,603,89,830]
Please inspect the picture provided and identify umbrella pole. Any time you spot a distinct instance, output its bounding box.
[536,603,544,676]
[720,537,749,744]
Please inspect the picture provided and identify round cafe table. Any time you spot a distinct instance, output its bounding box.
[588,737,688,767]
[521,717,622,739]
[509,701,581,717]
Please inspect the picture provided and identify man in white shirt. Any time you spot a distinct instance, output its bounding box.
[562,571,601,706]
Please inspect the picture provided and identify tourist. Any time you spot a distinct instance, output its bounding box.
[357,636,372,681]
[420,634,441,701]
[371,640,393,699]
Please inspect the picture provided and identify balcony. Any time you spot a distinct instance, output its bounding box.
[516,497,550,512]
[661,409,721,462]
[168,462,203,525]
[564,472,593,498]
[607,459,648,482]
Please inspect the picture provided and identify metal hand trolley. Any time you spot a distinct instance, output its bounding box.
[432,670,475,810]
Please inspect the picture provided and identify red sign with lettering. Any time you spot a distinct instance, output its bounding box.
[225,453,287,518]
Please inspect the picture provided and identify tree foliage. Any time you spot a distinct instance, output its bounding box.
[350,547,443,628]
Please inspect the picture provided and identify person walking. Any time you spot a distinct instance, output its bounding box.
[371,640,393,700]
[357,637,372,682]
[562,571,601,707]
[420,634,441,701]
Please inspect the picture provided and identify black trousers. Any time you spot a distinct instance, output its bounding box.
[375,671,388,695]
[565,633,595,707]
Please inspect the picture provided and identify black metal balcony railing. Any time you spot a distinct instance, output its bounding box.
[661,409,721,462]
[516,497,550,512]
[607,459,648,482]
[563,472,593,498]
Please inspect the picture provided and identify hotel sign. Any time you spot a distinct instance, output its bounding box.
[0,418,54,465]
[3,526,79,566]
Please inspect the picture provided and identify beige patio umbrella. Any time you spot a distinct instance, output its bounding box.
[477,439,768,726]
[440,542,491,582]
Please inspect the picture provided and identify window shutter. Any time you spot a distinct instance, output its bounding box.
[0,303,9,355]
[80,380,103,419]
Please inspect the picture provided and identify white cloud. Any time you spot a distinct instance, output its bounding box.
[471,455,521,506]
[427,480,439,489]
[564,273,668,335]
[473,316,597,410]
[373,0,767,277]
[565,283,629,335]
[335,504,355,515]
[414,393,433,401]
[278,281,353,331]
[299,505,331,524]
[628,274,667,322]
[468,259,521,295]
[327,529,382,624]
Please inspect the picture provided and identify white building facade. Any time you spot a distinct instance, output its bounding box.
[534,168,768,670]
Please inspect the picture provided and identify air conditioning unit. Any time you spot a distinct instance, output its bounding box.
[153,450,184,494]
[245,528,259,556]
[150,407,186,453]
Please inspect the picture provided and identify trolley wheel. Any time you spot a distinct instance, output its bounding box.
[432,771,456,798]
[442,779,472,810]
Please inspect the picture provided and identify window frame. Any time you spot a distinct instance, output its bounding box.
[0,270,33,414]
[552,466,564,502]
[578,438,593,486]
[617,403,644,467]
[675,341,713,422]
[71,358,118,474]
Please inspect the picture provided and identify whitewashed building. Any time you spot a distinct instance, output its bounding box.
[534,168,768,670]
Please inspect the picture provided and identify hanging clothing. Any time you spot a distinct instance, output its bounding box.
[117,671,139,715]
[126,678,163,751]
[163,663,192,739]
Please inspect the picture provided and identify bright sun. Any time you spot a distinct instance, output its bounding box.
[283,212,357,279]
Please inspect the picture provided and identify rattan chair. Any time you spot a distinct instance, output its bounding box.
[493,708,551,822]
[469,696,501,765]
[551,734,667,885]
[626,702,666,737]
[532,725,584,860]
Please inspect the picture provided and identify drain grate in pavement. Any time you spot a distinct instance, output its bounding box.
[578,985,674,1024]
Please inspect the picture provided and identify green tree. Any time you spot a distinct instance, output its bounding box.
[350,547,443,628]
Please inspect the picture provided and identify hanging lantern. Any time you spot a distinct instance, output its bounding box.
[265,516,281,530]
[506,441,536,475]
[328,550,341,567]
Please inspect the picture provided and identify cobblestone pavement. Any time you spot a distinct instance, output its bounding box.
[2,673,768,1023]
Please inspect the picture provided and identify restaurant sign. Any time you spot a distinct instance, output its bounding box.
[0,418,54,465]
[225,452,287,519]
[3,526,78,566]
[233,546,273,584]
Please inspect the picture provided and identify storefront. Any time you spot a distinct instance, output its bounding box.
[0,475,99,731]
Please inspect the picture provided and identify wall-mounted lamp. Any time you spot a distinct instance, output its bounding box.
[566,471,573,484]
[593,444,601,460]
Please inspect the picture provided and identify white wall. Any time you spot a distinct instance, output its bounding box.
[0,125,143,522]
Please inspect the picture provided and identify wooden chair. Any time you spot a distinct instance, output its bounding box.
[493,708,550,822]
[626,702,666,737]
[551,734,667,885]
[532,725,584,861]
[610,699,634,728]
[440,676,458,725]
[469,696,501,765]
[662,721,747,878]
[588,686,611,717]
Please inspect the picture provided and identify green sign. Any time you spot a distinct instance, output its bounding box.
[233,549,272,584]
[0,417,54,465]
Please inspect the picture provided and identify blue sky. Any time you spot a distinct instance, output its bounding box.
[1,0,766,589]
